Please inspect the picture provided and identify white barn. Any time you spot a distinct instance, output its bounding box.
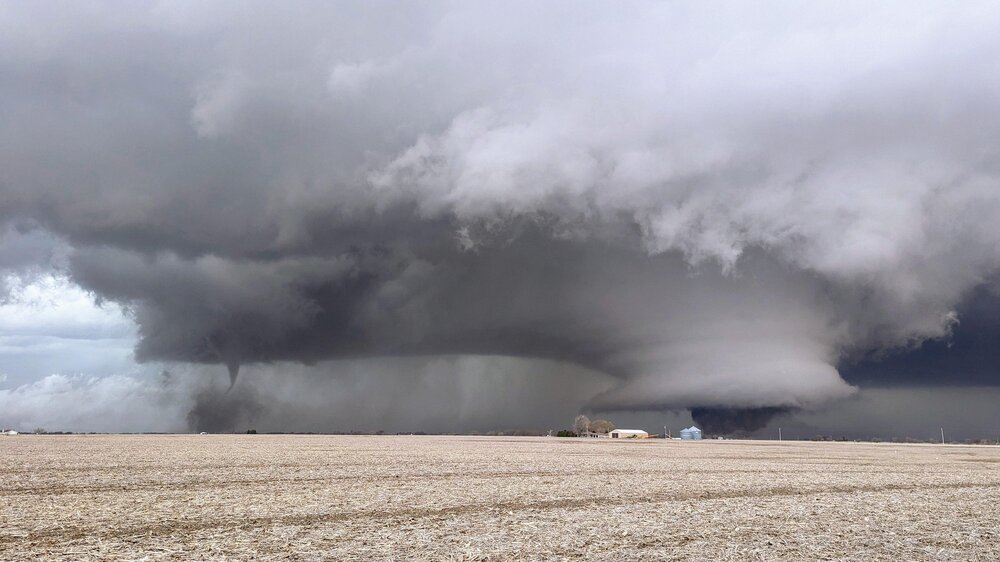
[609,429,649,439]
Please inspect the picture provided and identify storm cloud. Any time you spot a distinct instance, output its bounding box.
[3,2,1000,430]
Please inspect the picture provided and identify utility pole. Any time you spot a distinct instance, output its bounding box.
[778,427,782,441]
[941,427,945,445]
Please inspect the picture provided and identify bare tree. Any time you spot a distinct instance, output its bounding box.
[590,419,616,434]
[573,415,591,435]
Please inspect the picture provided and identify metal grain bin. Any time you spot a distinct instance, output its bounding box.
[680,426,703,440]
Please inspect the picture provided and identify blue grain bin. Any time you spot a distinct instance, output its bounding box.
[680,426,703,440]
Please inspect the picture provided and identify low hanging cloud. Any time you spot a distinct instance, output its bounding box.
[0,358,616,434]
[0,372,185,433]
[3,2,1000,429]
[0,227,65,304]
[5,365,1000,440]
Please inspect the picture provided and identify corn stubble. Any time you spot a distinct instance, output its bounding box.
[2,435,999,560]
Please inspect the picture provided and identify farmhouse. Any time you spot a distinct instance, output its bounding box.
[609,429,649,439]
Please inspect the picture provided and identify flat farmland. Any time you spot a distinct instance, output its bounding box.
[2,435,999,560]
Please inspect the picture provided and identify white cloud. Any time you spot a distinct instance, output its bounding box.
[0,275,134,339]
[328,59,398,95]
[0,372,185,433]
[0,275,137,385]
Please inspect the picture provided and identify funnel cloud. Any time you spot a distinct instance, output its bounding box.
[3,2,1000,432]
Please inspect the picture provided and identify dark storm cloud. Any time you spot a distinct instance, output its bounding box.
[842,285,1000,387]
[690,407,794,436]
[3,2,1000,430]
[0,226,64,302]
[187,383,266,433]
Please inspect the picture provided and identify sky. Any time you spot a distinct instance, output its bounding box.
[2,1,1000,438]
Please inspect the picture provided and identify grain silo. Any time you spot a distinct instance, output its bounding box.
[680,426,703,440]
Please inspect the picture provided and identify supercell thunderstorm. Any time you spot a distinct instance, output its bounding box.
[3,2,1000,430]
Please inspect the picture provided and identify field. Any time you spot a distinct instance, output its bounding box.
[2,435,999,560]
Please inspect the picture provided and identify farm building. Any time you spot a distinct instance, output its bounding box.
[680,426,703,440]
[609,429,649,439]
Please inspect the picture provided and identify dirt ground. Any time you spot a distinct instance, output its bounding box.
[2,434,999,560]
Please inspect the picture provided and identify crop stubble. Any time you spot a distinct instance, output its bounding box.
[2,435,999,560]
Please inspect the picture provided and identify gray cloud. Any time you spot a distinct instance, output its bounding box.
[2,2,1000,429]
[4,364,999,441]
[767,387,1000,442]
[0,358,616,434]
[0,226,65,303]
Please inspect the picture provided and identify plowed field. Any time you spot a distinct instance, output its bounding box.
[2,435,999,560]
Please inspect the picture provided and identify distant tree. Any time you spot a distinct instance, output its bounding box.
[590,419,615,434]
[556,430,577,437]
[504,428,545,436]
[573,415,591,435]
[246,429,257,434]
[33,428,47,435]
